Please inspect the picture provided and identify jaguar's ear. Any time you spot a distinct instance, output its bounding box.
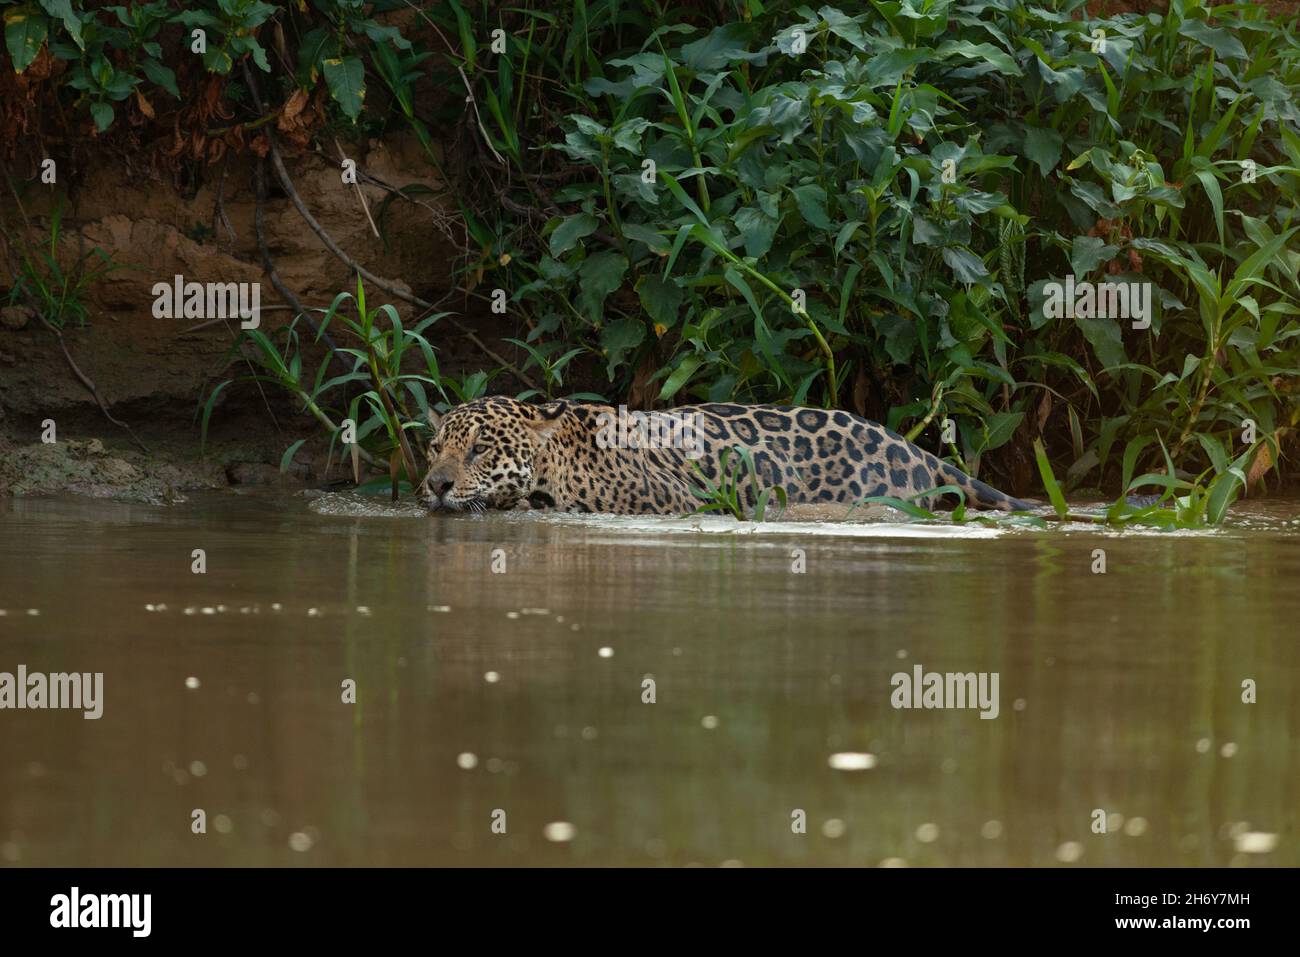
[525,415,563,446]
[426,408,443,432]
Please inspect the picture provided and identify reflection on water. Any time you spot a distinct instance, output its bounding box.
[1,491,1297,866]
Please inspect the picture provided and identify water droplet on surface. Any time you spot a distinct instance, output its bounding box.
[1234,832,1278,854]
[822,819,846,839]
[543,822,576,843]
[1055,841,1084,863]
[827,752,876,771]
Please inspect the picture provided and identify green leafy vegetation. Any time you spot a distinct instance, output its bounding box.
[3,191,120,331]
[6,0,1298,525]
[689,443,788,521]
[202,276,452,499]
[477,0,1299,517]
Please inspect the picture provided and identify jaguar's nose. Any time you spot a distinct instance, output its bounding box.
[420,469,454,510]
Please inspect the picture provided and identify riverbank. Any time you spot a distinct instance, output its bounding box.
[0,429,326,503]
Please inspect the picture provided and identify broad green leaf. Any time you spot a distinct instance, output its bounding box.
[549,213,599,257]
[638,275,683,329]
[980,411,1024,453]
[936,40,1022,76]
[791,183,833,231]
[5,10,48,72]
[323,56,366,120]
[600,317,645,376]
[659,354,704,401]
[734,205,780,258]
[578,252,628,322]
[89,101,114,132]
[142,58,181,99]
[1178,20,1247,60]
[942,246,988,284]
[1075,316,1126,370]
[37,0,79,48]
[1023,126,1064,176]
[1070,236,1118,276]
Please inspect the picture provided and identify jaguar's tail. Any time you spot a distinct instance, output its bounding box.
[919,449,1034,512]
[957,474,1034,512]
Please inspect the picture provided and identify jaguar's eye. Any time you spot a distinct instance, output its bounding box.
[471,442,491,458]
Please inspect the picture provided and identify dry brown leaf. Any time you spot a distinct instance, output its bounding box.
[279,87,310,129]
[1246,441,1274,489]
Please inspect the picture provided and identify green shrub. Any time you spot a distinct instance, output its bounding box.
[483,0,1299,498]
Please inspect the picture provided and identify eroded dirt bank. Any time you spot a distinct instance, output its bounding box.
[0,131,524,499]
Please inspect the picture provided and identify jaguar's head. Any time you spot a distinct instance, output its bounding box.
[418,397,564,512]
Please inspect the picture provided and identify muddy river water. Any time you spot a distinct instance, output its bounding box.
[1,491,1297,866]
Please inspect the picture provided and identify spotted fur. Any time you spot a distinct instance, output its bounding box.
[418,396,1031,515]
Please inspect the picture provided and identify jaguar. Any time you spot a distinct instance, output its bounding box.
[418,396,1031,516]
